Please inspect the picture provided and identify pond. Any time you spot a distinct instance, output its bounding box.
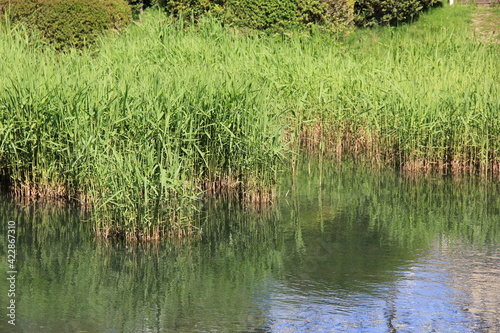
[1,161,499,332]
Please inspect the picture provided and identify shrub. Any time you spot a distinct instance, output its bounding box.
[0,0,132,49]
[226,0,299,31]
[159,0,354,35]
[298,0,354,35]
[354,0,441,27]
[159,0,298,30]
[159,0,227,20]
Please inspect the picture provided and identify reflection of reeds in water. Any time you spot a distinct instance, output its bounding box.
[0,5,498,239]
[0,161,498,329]
[0,196,283,332]
[282,159,500,248]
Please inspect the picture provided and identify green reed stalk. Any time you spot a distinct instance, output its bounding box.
[0,5,498,239]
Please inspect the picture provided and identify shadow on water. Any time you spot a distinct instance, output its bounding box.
[0,159,499,332]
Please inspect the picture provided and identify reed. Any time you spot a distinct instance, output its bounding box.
[0,5,498,238]
[284,4,500,177]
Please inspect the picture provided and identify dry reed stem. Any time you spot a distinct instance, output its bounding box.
[298,119,500,178]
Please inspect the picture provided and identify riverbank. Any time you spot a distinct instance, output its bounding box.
[0,4,498,239]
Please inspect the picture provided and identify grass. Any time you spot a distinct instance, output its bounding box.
[0,4,498,239]
[297,4,500,174]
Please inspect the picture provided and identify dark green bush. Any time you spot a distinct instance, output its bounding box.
[159,0,227,20]
[226,0,299,30]
[0,0,132,49]
[159,0,354,34]
[160,0,297,29]
[354,0,441,27]
[298,0,354,35]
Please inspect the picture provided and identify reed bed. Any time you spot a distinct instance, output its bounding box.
[0,5,498,239]
[286,5,500,176]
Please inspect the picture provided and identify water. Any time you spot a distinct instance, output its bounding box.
[1,163,499,332]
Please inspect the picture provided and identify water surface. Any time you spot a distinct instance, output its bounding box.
[1,163,499,332]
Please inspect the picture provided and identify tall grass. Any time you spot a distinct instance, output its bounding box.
[284,4,500,176]
[0,5,498,239]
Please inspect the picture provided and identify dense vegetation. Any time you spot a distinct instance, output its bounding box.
[156,0,355,34]
[141,0,439,31]
[0,0,442,49]
[0,4,498,239]
[354,0,441,27]
[0,0,132,49]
